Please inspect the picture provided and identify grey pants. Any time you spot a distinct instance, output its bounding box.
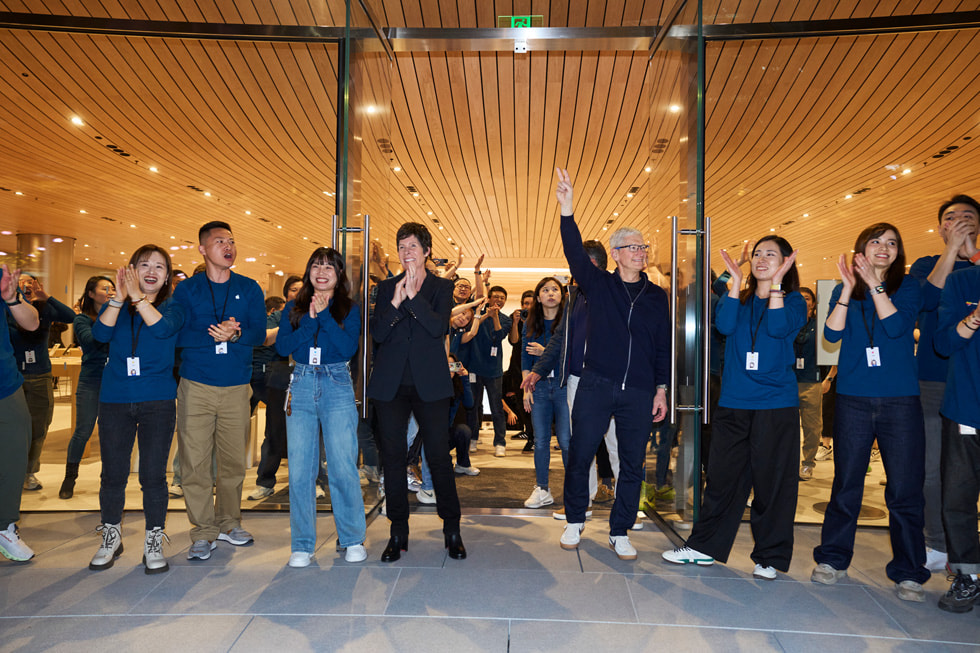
[0,388,31,528]
[919,380,946,552]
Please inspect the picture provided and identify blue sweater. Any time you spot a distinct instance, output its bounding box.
[466,311,512,378]
[824,276,922,397]
[7,296,75,375]
[793,316,822,383]
[93,298,185,403]
[521,318,556,373]
[173,272,267,387]
[275,300,361,364]
[73,313,110,382]
[910,255,974,383]
[0,271,23,400]
[561,214,670,393]
[935,266,980,429]
[717,292,807,409]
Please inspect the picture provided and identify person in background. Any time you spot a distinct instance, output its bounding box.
[908,194,980,573]
[0,264,40,562]
[504,290,535,453]
[88,246,185,574]
[59,275,116,499]
[275,247,366,566]
[9,273,76,491]
[795,287,827,482]
[812,222,929,603]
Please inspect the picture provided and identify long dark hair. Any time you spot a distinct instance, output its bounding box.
[78,275,115,318]
[740,235,799,304]
[128,245,172,310]
[851,222,905,298]
[290,247,352,327]
[524,277,566,339]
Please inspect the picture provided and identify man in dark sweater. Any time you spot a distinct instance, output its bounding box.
[553,169,670,561]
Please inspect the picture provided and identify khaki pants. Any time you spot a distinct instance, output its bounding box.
[177,379,250,542]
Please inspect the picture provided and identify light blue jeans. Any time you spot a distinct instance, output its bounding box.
[532,376,570,488]
[286,362,366,553]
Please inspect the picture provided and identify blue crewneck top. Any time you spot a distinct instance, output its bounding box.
[275,299,360,364]
[935,266,980,429]
[465,311,512,378]
[0,269,24,399]
[73,312,110,382]
[910,255,975,382]
[7,295,75,375]
[522,317,556,374]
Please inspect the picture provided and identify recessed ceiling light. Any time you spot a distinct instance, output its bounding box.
[413,193,419,197]
[645,167,652,172]
[927,229,934,233]
[427,211,433,215]
[626,193,633,198]
[37,246,46,251]
[669,104,681,112]
[277,225,282,229]
[84,257,89,261]
[130,224,136,228]
[170,235,175,239]
[845,194,852,199]
[15,191,22,196]
[52,238,63,243]
[149,166,158,172]
[393,166,401,172]
[770,228,776,232]
[204,192,211,197]
[438,226,444,230]
[79,210,87,214]
[802,213,809,217]
[70,116,83,126]
[245,257,256,262]
[366,105,376,114]
[302,236,308,240]
[245,211,251,215]
[83,243,89,247]
[1,231,11,235]
[275,270,284,276]
[613,212,619,216]
[120,251,125,255]
[903,169,911,175]
[170,246,179,250]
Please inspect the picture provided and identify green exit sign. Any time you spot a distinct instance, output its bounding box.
[497,15,544,28]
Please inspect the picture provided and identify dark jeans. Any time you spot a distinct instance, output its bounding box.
[565,370,653,536]
[686,406,800,571]
[940,416,980,575]
[919,380,946,552]
[451,424,472,467]
[0,389,31,528]
[814,394,929,584]
[23,373,54,475]
[377,386,461,537]
[66,377,102,464]
[98,400,176,529]
[653,419,675,487]
[469,375,506,447]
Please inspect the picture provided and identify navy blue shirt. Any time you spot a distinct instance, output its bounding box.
[0,268,23,400]
[935,266,980,429]
[7,296,75,375]
[73,313,110,382]
[275,300,360,364]
[466,311,512,378]
[522,318,556,374]
[793,316,823,383]
[910,255,974,383]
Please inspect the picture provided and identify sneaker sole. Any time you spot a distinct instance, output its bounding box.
[753,570,777,580]
[663,557,714,566]
[559,541,579,550]
[525,499,555,509]
[0,548,34,562]
[553,510,592,520]
[938,600,976,614]
[143,556,170,575]
[89,543,124,570]
[811,573,846,585]
[217,534,254,546]
[188,542,218,560]
[609,543,637,560]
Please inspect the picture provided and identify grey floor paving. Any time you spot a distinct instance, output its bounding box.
[2,511,979,652]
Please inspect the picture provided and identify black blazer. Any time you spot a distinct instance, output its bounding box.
[367,271,453,402]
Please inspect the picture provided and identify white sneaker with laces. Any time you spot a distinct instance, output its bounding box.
[345,544,367,563]
[417,488,436,504]
[143,527,170,574]
[469,440,478,453]
[316,485,326,499]
[524,486,554,509]
[609,535,637,560]
[288,551,313,568]
[0,523,34,562]
[494,445,506,457]
[815,444,833,461]
[89,523,123,570]
[661,546,714,566]
[560,523,584,550]
[247,485,274,500]
[753,563,777,580]
[454,464,480,476]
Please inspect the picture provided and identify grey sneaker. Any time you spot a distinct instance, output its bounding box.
[89,523,123,570]
[811,563,847,584]
[815,444,833,461]
[217,527,253,546]
[799,465,813,481]
[168,483,183,498]
[896,580,925,602]
[0,523,34,562]
[938,573,980,613]
[143,527,170,574]
[23,474,42,491]
[609,535,637,560]
[247,485,274,500]
[416,488,436,504]
[187,539,216,560]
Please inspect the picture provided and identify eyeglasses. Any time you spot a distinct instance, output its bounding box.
[613,244,650,253]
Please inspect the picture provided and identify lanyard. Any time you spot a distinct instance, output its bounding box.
[205,277,231,324]
[313,321,320,348]
[749,296,766,352]
[859,300,876,348]
[129,310,145,358]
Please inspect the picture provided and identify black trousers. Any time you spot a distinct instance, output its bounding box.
[377,385,460,538]
[941,415,980,575]
[686,405,800,571]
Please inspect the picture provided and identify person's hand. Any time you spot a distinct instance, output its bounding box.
[946,217,979,259]
[208,317,241,342]
[837,253,856,293]
[310,292,329,318]
[522,389,534,413]
[821,377,833,394]
[507,409,519,426]
[511,309,522,322]
[405,264,420,299]
[30,277,49,301]
[392,277,408,308]
[737,241,751,267]
[652,388,667,422]
[555,168,574,215]
[473,253,485,273]
[525,342,544,357]
[114,268,130,302]
[719,249,743,290]
[481,269,491,286]
[852,252,879,288]
[520,371,540,393]
[1,264,21,302]
[456,246,464,267]
[124,265,142,299]
[771,249,798,285]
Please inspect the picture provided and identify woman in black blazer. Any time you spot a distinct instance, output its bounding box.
[368,222,465,562]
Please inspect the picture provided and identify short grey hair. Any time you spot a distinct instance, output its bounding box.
[609,227,644,250]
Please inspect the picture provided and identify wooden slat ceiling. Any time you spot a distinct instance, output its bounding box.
[0,0,978,298]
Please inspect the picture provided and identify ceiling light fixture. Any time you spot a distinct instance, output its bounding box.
[149,166,158,173]
[903,169,911,175]
[844,194,852,199]
[70,116,83,126]
[393,166,401,172]
[669,104,680,113]
[245,210,251,215]
[80,210,86,214]
[645,167,652,172]
[204,192,211,197]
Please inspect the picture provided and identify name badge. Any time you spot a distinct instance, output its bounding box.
[25,350,36,365]
[309,347,322,365]
[865,346,881,367]
[468,373,477,383]
[745,351,759,371]
[126,357,141,376]
[796,357,805,370]
[960,424,977,435]
[490,346,498,357]
[215,342,228,354]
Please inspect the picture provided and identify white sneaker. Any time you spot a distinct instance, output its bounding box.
[454,464,481,476]
[560,523,584,550]
[494,445,506,457]
[288,551,313,568]
[89,523,123,570]
[609,535,637,560]
[469,440,478,453]
[345,544,367,563]
[815,444,833,461]
[168,483,183,498]
[896,579,926,602]
[925,547,948,573]
[753,564,777,580]
[0,523,34,562]
[247,485,274,500]
[524,486,554,509]
[143,527,170,575]
[417,488,436,504]
[810,562,847,584]
[662,546,714,566]
[632,511,644,531]
[316,485,326,499]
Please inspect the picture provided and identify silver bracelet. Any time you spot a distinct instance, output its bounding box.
[108,298,124,308]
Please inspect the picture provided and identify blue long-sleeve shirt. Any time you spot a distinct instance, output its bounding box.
[173,272,267,387]
[716,292,807,409]
[73,313,110,382]
[93,298,185,403]
[530,285,588,385]
[909,255,974,383]
[465,311,512,378]
[274,300,361,364]
[935,266,980,429]
[7,296,75,375]
[824,276,922,397]
[0,269,23,399]
[522,318,555,374]
[793,315,823,383]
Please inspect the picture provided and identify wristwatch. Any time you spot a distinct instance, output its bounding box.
[229,332,241,343]
[4,294,21,306]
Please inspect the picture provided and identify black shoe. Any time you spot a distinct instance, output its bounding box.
[938,573,980,613]
[445,532,467,560]
[59,477,76,500]
[510,432,528,440]
[381,535,408,562]
[522,442,534,454]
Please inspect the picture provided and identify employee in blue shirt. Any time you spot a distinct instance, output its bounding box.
[275,248,366,567]
[88,246,185,574]
[812,222,929,603]
[663,236,805,579]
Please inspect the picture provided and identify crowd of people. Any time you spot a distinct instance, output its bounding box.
[0,177,978,616]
